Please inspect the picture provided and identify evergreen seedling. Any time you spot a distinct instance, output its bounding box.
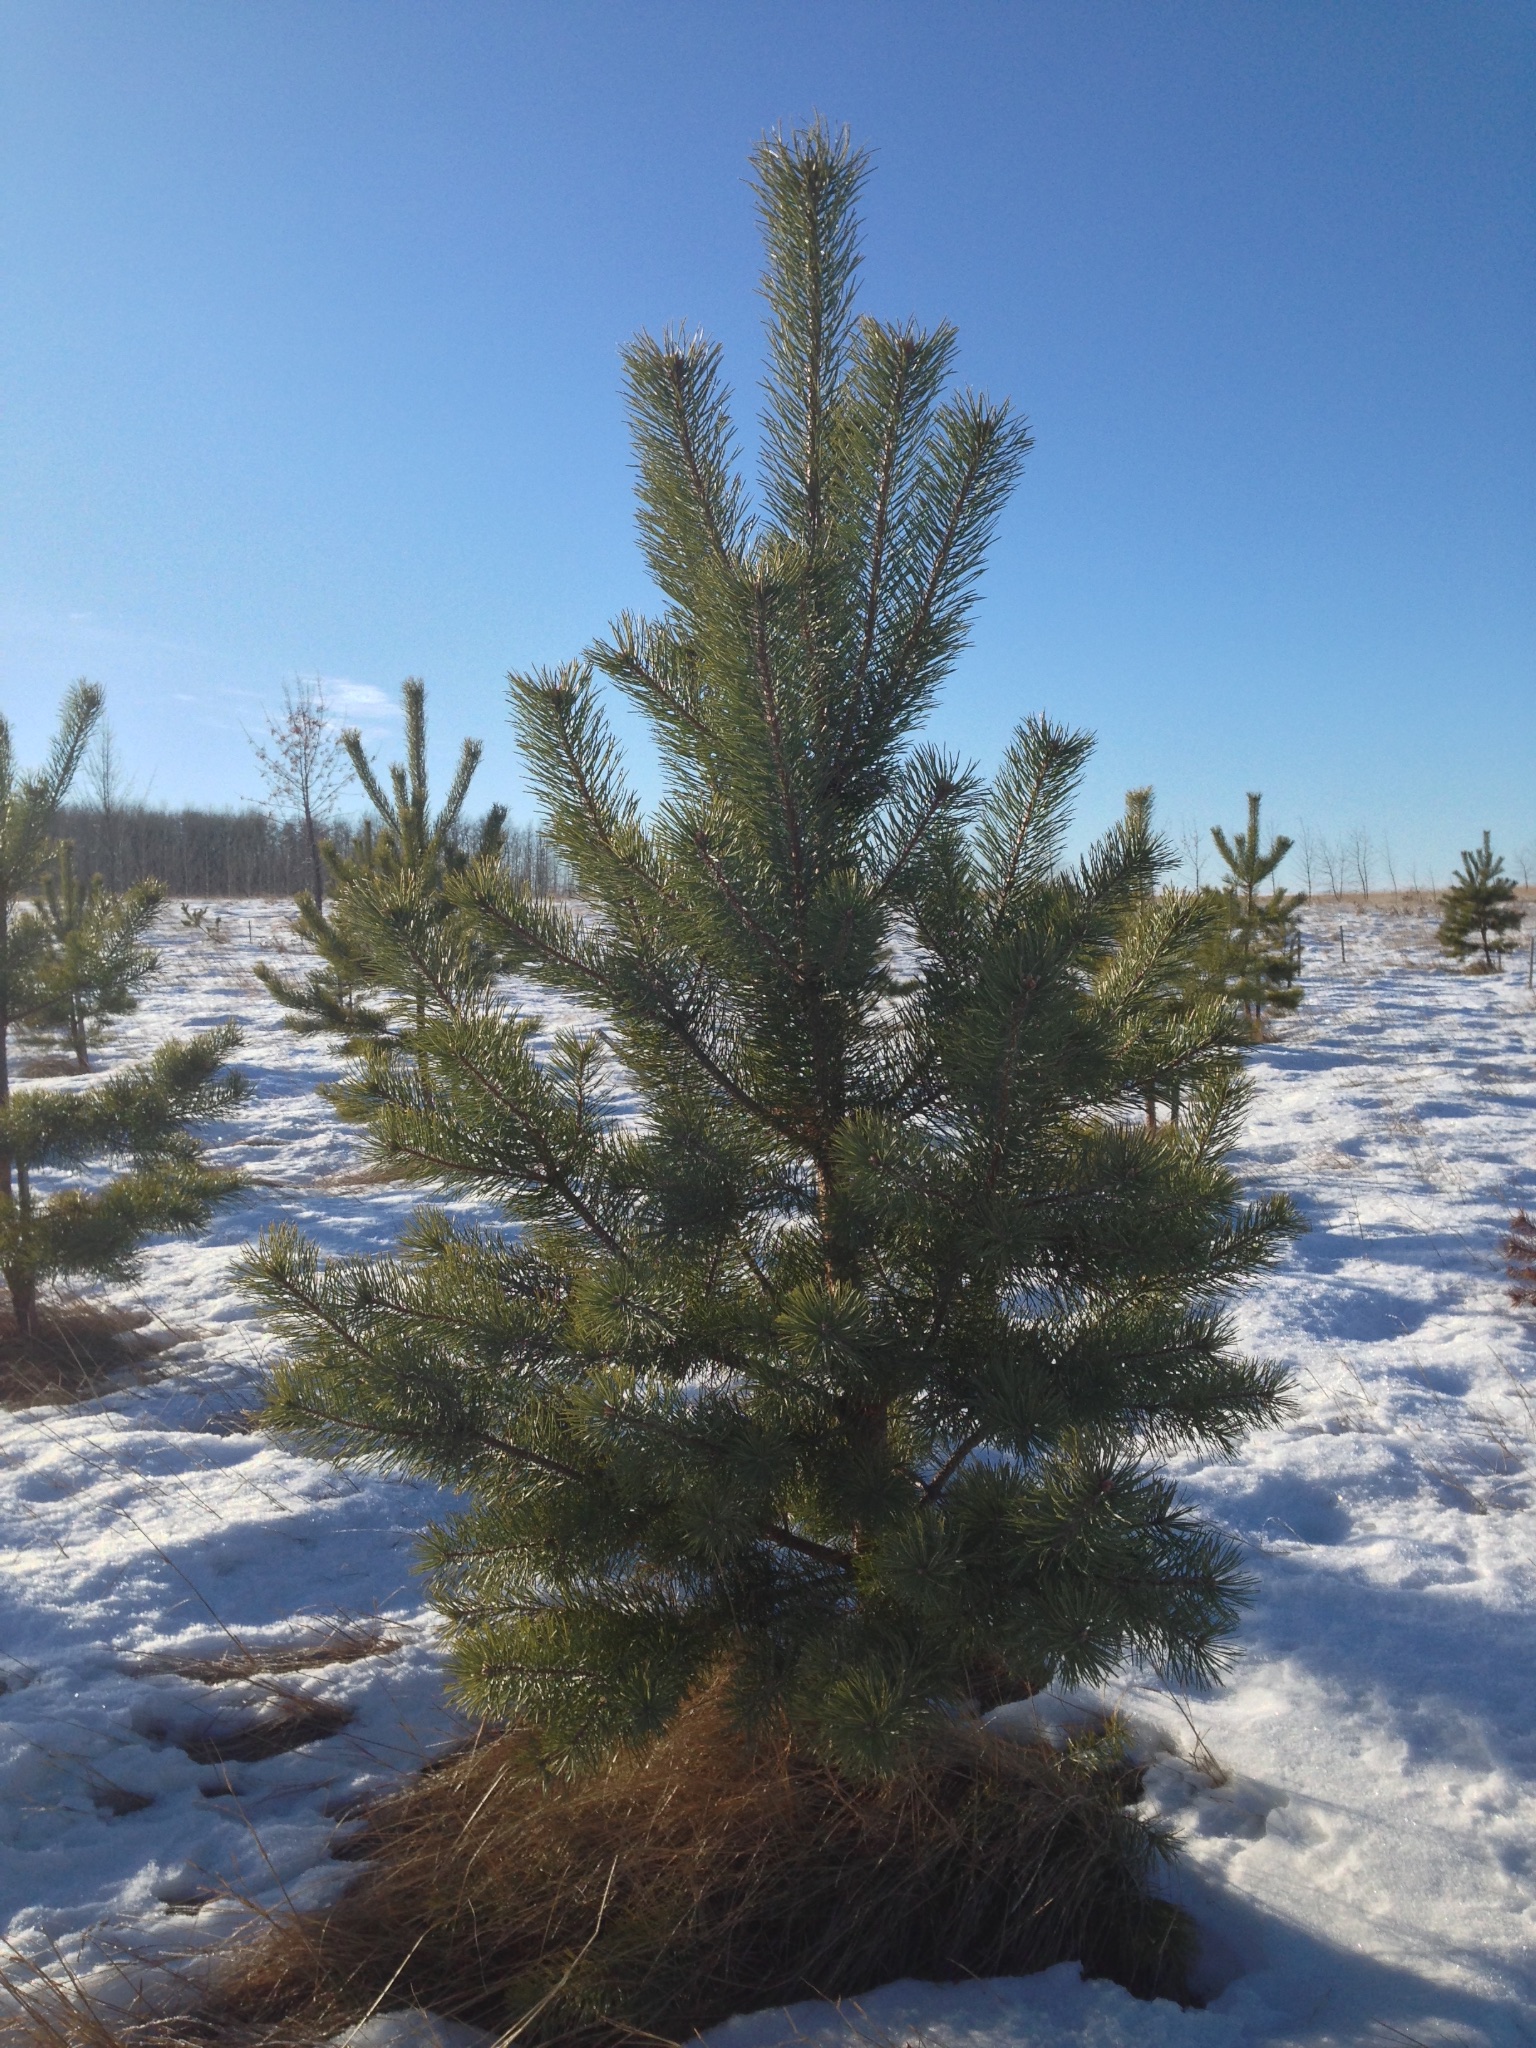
[1207,793,1304,1033]
[0,684,102,1102]
[0,1025,248,1339]
[26,840,163,1070]
[1120,790,1238,1130]
[1438,832,1522,971]
[245,122,1297,1779]
[255,677,507,1056]
[0,686,248,1339]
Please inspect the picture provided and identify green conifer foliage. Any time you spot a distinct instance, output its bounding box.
[0,685,248,1337]
[27,841,164,1070]
[1437,832,1523,971]
[1119,791,1238,1130]
[0,685,103,1102]
[254,677,507,1056]
[244,123,1297,1778]
[1206,793,1305,1034]
[0,1027,248,1337]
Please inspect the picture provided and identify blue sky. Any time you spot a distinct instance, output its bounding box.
[2,1,1532,883]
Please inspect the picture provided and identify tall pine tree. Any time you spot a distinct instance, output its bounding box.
[245,123,1296,1778]
[1438,831,1523,970]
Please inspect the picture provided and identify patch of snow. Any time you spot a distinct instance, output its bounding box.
[3,901,1535,2047]
[324,2012,493,2048]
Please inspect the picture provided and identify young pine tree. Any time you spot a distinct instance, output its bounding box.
[0,1026,249,1339]
[1206,793,1304,1034]
[1120,790,1239,1131]
[26,840,164,1070]
[245,123,1296,1779]
[1438,831,1523,971]
[254,677,507,1055]
[0,686,247,1340]
[0,685,102,1106]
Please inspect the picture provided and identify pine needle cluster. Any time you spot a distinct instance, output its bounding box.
[245,122,1297,1778]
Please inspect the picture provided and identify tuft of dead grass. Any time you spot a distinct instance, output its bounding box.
[196,1680,1191,2046]
[0,1299,192,1410]
[129,1626,397,1687]
[1506,1213,1536,1308]
[14,1051,86,1080]
[175,1695,355,1768]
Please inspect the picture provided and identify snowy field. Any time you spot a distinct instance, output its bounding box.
[2,900,1534,2047]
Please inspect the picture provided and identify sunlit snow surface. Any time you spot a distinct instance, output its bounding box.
[2,902,1534,2046]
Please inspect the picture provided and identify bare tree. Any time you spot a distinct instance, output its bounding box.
[1517,841,1535,889]
[1178,819,1207,889]
[84,724,131,891]
[1319,837,1345,900]
[1347,828,1372,900]
[1381,838,1401,909]
[1298,824,1319,896]
[250,679,348,910]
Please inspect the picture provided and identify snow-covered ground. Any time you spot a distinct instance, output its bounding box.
[2,901,1533,2046]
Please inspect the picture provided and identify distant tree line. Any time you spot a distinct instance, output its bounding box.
[49,805,572,900]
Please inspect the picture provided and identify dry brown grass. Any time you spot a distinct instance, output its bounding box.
[187,1681,1191,2047]
[174,1695,355,1768]
[128,1625,398,1687]
[0,1300,192,1409]
[1507,1213,1536,1308]
[14,1051,86,1079]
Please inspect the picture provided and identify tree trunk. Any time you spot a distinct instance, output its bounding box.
[306,804,325,913]
[6,1266,37,1340]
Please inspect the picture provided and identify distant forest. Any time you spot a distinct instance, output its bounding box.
[51,805,573,900]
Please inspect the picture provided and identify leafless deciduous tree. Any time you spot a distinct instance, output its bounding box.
[1298,824,1319,896]
[1381,838,1401,908]
[83,724,135,891]
[249,680,348,910]
[1178,820,1207,888]
[1347,829,1372,900]
[1318,837,1344,899]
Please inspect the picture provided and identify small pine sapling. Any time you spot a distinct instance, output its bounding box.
[26,840,164,1070]
[1206,793,1305,1034]
[244,124,1298,1785]
[0,684,247,1340]
[1120,790,1243,1131]
[254,678,507,1057]
[0,1026,248,1339]
[2,683,104,1242]
[1437,832,1523,971]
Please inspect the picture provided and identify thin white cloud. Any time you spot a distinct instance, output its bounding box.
[322,678,400,722]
